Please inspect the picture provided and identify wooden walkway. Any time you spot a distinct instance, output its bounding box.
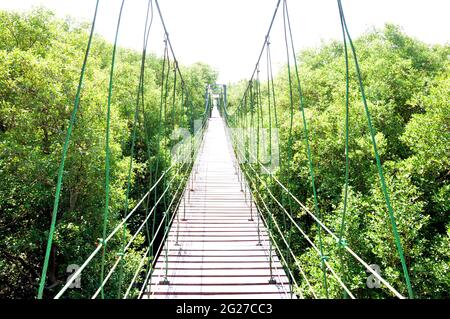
[143,107,292,299]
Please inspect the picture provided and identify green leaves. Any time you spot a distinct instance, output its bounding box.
[0,8,217,299]
[228,23,449,299]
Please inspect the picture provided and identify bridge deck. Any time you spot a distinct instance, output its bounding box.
[143,107,293,299]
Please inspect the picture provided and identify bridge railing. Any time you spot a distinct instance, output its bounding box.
[37,0,214,299]
[53,87,212,300]
[222,0,413,299]
[224,109,406,299]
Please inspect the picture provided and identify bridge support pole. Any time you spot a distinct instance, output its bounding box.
[268,238,276,284]
[160,211,170,285]
[182,191,187,221]
[256,207,262,246]
[175,208,180,246]
[240,170,243,192]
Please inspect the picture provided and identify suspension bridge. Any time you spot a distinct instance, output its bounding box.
[37,0,415,299]
[145,107,291,299]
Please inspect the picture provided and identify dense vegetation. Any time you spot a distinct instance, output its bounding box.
[0,8,217,299]
[0,6,447,300]
[227,24,449,298]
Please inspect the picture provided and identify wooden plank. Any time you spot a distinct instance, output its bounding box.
[148,278,289,285]
[144,108,293,299]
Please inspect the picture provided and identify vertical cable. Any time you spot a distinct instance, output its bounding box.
[337,0,414,298]
[100,0,126,299]
[283,0,329,297]
[37,0,100,299]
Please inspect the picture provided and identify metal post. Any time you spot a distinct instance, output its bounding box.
[182,191,187,221]
[240,169,244,192]
[249,200,254,221]
[256,207,262,246]
[244,180,247,202]
[159,211,170,285]
[188,179,191,202]
[268,237,276,283]
[175,208,180,246]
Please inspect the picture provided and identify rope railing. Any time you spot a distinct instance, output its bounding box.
[139,124,211,299]
[242,173,315,299]
[227,123,405,299]
[223,107,294,299]
[137,198,178,298]
[54,122,208,299]
[228,103,405,298]
[38,0,213,299]
[54,163,174,299]
[123,245,150,298]
[256,208,304,299]
[137,206,177,298]
[115,152,192,299]
[92,170,181,299]
[232,132,351,298]
[223,0,412,299]
[223,103,317,299]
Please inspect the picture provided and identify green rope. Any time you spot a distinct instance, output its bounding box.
[283,0,329,297]
[189,96,194,167]
[336,0,350,298]
[256,69,262,163]
[243,93,247,163]
[138,0,155,281]
[167,59,179,236]
[250,82,255,166]
[37,0,100,299]
[148,38,169,291]
[265,40,276,284]
[162,53,170,212]
[268,46,278,129]
[337,0,414,298]
[266,41,273,168]
[266,43,281,278]
[99,0,125,299]
[281,2,293,238]
[180,85,184,130]
[172,64,177,129]
[153,39,168,211]
[161,40,172,283]
[281,1,297,298]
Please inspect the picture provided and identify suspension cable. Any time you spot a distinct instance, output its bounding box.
[37,0,100,299]
[99,0,125,299]
[230,131,405,298]
[336,0,413,298]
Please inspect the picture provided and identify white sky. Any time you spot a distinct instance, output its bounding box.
[0,0,449,84]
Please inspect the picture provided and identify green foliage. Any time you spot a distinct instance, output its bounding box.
[229,24,449,298]
[0,8,217,299]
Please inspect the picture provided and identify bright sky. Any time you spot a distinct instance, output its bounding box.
[1,0,449,83]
